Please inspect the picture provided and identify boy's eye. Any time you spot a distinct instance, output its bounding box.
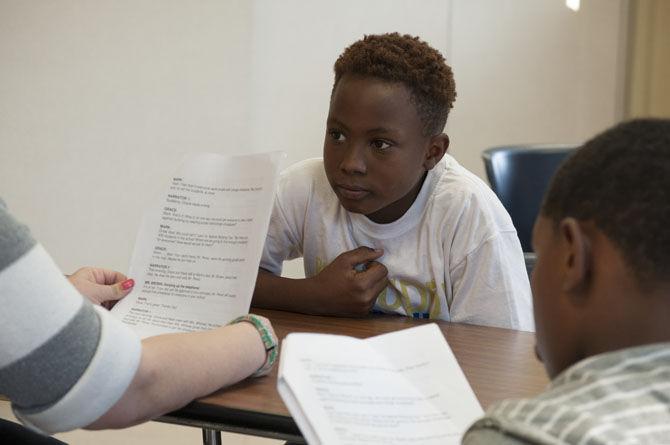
[329,130,346,142]
[371,139,392,151]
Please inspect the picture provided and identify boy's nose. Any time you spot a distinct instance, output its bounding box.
[339,145,367,175]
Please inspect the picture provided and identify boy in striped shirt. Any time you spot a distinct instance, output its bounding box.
[463,118,670,444]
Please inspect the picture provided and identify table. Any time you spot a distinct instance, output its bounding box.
[158,308,549,444]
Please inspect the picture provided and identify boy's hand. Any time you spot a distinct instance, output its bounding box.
[311,247,388,316]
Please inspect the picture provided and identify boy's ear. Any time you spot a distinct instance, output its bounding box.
[423,134,449,170]
[559,218,592,296]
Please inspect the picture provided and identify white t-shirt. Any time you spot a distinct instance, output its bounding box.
[261,155,534,331]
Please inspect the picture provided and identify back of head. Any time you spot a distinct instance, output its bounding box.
[333,33,456,136]
[541,118,670,288]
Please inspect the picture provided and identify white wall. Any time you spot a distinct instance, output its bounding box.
[0,0,626,275]
[0,0,256,272]
[248,0,450,167]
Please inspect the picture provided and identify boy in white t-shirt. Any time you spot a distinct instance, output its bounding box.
[253,33,533,331]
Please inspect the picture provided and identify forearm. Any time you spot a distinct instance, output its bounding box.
[87,322,265,429]
[252,268,324,314]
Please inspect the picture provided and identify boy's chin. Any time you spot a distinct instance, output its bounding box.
[337,200,378,215]
[338,200,392,222]
[338,200,368,214]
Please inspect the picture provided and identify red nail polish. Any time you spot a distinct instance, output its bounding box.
[121,279,135,290]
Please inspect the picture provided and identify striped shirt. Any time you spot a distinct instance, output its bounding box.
[462,343,670,445]
[0,200,141,434]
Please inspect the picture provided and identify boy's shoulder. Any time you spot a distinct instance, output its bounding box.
[429,155,515,231]
[464,344,670,445]
[432,155,499,202]
[280,157,325,178]
[277,157,329,193]
[275,158,332,208]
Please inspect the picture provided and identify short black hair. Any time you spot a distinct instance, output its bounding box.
[542,118,670,286]
[333,33,456,136]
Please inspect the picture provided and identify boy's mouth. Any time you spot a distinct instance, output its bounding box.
[335,184,369,200]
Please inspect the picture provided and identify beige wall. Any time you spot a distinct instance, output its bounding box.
[447,0,628,179]
[626,0,670,118]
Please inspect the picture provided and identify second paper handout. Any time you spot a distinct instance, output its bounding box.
[277,323,484,445]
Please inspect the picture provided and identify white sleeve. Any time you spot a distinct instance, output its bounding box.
[259,193,302,275]
[259,163,314,275]
[449,232,534,331]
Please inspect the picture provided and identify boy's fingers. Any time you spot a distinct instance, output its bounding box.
[370,278,389,302]
[361,270,389,307]
[344,246,384,266]
[362,261,388,282]
[357,262,389,303]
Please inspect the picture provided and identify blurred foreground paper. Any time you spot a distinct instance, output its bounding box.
[277,324,483,445]
[112,152,283,338]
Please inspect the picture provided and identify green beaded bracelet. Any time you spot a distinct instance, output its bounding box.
[230,314,278,377]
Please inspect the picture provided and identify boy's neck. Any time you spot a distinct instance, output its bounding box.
[584,297,670,359]
[580,259,670,360]
[366,171,428,224]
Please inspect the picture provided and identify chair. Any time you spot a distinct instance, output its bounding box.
[482,145,576,258]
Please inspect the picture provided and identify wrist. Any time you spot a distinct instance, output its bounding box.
[229,314,278,377]
[302,275,328,314]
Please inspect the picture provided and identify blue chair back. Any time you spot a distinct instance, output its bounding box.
[482,145,576,252]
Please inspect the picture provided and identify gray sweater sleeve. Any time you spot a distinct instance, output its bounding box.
[0,199,36,270]
[0,200,141,434]
[0,200,100,410]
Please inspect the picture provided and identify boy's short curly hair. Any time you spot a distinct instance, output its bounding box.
[541,118,670,287]
[333,33,456,136]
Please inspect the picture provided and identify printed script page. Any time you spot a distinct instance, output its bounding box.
[112,152,282,338]
[277,324,483,445]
